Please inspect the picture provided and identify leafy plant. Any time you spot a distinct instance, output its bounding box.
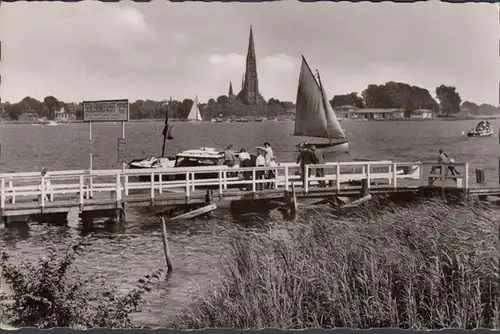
[0,235,162,329]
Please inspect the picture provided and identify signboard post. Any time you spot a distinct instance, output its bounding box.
[82,99,130,169]
[117,138,126,163]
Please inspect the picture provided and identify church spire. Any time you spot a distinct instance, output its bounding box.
[237,25,263,105]
[247,25,256,62]
[228,81,234,98]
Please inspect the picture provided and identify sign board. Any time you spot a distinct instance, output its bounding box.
[117,138,126,162]
[83,99,129,122]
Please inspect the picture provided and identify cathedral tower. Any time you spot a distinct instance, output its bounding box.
[237,26,264,105]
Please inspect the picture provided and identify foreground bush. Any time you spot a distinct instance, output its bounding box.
[0,236,162,329]
[174,200,500,329]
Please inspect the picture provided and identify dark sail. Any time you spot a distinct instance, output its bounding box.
[162,103,174,140]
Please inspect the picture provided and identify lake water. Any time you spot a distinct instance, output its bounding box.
[0,119,499,327]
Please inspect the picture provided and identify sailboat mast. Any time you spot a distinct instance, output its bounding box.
[315,69,333,143]
[161,96,173,157]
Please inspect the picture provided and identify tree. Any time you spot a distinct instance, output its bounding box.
[178,98,194,119]
[435,85,462,116]
[330,92,364,108]
[216,95,229,105]
[18,96,43,116]
[361,82,438,113]
[4,104,22,120]
[362,84,395,108]
[43,96,60,120]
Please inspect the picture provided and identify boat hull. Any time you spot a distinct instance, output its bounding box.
[467,131,493,137]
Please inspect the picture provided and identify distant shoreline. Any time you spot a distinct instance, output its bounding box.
[1,115,498,125]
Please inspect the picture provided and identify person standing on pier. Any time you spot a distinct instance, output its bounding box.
[239,149,252,182]
[224,145,236,167]
[39,168,53,202]
[255,148,266,190]
[297,145,316,188]
[263,142,274,164]
[311,145,326,187]
[430,148,460,185]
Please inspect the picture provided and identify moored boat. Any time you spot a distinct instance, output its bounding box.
[128,147,228,183]
[467,120,493,137]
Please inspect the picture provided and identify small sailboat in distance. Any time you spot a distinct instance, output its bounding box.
[294,55,349,154]
[187,96,203,122]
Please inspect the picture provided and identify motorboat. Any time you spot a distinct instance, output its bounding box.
[127,147,227,183]
[467,120,493,137]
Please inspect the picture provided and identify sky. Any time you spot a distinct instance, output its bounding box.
[0,1,498,105]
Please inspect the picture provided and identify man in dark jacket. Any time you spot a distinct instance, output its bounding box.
[297,145,317,187]
[311,145,326,187]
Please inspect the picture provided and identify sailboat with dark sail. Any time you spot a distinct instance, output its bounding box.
[294,55,349,154]
[127,99,227,182]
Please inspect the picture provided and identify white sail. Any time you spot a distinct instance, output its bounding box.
[187,96,202,121]
[294,56,346,140]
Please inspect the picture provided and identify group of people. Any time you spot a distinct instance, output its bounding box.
[223,142,278,190]
[429,148,460,185]
[296,143,327,187]
[475,120,491,132]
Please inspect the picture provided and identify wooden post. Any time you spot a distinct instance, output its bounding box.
[284,166,289,191]
[392,163,398,188]
[79,175,84,209]
[290,182,297,220]
[475,168,485,184]
[0,178,5,210]
[161,217,173,274]
[360,179,369,197]
[498,157,500,186]
[335,163,340,190]
[335,196,340,216]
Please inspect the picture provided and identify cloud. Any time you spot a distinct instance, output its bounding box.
[261,54,296,71]
[1,2,498,105]
[208,53,246,68]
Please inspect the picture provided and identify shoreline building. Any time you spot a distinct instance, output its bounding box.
[229,26,266,106]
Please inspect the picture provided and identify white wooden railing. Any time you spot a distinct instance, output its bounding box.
[0,161,469,210]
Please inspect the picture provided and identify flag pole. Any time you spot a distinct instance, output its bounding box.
[161,97,173,158]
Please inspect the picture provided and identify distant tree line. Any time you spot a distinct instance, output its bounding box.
[0,82,496,121]
[329,82,466,117]
[1,96,68,121]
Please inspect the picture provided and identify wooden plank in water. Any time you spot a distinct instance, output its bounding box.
[341,194,373,209]
[169,203,217,222]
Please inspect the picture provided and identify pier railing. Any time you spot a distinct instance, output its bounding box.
[0,160,469,210]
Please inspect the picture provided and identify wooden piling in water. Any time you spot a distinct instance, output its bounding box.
[498,157,500,186]
[360,179,369,197]
[161,216,173,274]
[290,182,297,219]
[476,168,485,184]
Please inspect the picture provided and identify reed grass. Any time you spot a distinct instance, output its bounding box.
[173,199,500,329]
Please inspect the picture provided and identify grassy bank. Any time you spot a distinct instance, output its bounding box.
[173,200,499,329]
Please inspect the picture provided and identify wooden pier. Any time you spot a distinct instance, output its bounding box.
[0,160,495,226]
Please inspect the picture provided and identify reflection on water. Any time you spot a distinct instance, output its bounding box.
[0,120,499,327]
